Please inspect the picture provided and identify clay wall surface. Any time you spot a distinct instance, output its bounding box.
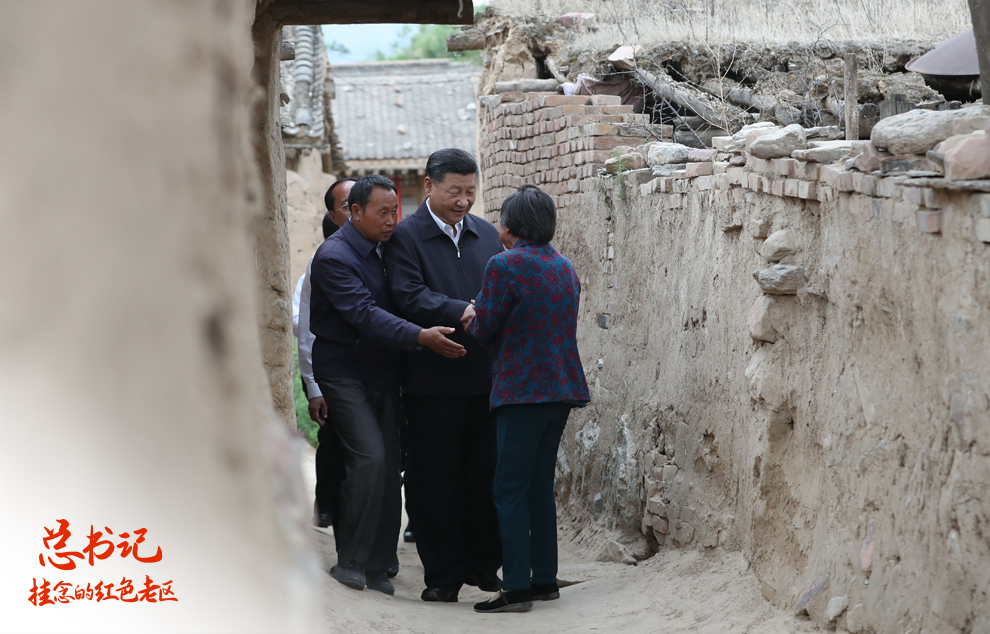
[480,94,990,633]
[0,2,318,631]
[287,149,334,289]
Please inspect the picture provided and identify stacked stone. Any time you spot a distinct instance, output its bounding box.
[479,92,664,216]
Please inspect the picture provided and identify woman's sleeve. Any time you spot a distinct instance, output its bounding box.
[468,257,515,344]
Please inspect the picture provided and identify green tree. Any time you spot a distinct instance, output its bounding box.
[373,24,482,66]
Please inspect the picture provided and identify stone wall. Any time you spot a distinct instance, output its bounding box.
[480,94,990,633]
[0,2,319,630]
[287,149,335,289]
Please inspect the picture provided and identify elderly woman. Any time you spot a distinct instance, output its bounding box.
[466,184,590,613]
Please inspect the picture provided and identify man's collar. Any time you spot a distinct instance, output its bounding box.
[426,197,464,235]
[340,217,379,258]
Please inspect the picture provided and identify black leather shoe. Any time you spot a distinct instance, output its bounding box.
[421,587,458,602]
[330,564,365,590]
[531,583,560,601]
[465,571,502,592]
[403,527,416,543]
[366,570,395,596]
[473,589,533,613]
[386,556,399,579]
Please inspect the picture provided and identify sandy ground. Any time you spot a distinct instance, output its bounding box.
[300,443,817,634]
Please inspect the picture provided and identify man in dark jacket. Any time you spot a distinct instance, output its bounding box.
[386,148,504,602]
[310,174,466,596]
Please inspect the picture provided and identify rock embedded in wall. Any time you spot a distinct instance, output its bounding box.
[754,264,807,295]
[870,105,990,155]
[760,229,797,262]
[748,124,807,160]
[646,142,692,166]
[748,296,778,343]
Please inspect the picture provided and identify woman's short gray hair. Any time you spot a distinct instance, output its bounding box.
[499,184,556,244]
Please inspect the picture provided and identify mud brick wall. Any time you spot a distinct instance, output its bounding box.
[479,92,669,215]
[479,95,990,634]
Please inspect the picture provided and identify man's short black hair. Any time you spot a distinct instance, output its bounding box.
[322,211,334,239]
[499,184,556,244]
[348,174,398,210]
[425,148,479,183]
[324,177,357,212]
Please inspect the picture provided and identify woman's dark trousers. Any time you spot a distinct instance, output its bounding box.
[493,402,571,591]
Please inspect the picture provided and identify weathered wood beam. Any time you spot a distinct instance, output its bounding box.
[968,0,990,104]
[269,0,474,25]
[446,28,485,52]
[632,67,746,132]
[844,53,859,140]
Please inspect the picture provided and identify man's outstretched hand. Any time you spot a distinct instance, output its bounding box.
[418,326,467,358]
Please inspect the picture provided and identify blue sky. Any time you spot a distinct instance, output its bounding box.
[320,24,414,63]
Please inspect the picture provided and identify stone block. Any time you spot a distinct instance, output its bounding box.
[855,141,889,173]
[917,210,941,233]
[871,105,990,154]
[652,517,670,536]
[726,167,746,186]
[584,123,619,136]
[794,161,820,181]
[772,158,798,176]
[793,140,867,163]
[754,264,807,294]
[761,229,797,262]
[749,124,807,159]
[625,168,654,186]
[695,175,715,190]
[687,148,717,162]
[923,187,949,209]
[673,520,695,545]
[976,218,990,242]
[797,181,817,200]
[685,162,714,177]
[647,142,692,166]
[825,596,849,622]
[748,295,777,343]
[712,135,734,151]
[745,155,771,173]
[646,496,668,517]
[539,94,590,107]
[876,176,904,198]
[747,173,762,192]
[944,134,990,180]
[590,94,622,105]
[852,172,878,196]
[769,179,785,197]
[783,179,800,198]
[713,173,729,189]
[817,185,836,203]
[714,161,729,174]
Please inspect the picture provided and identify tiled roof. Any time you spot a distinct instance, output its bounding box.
[280,25,329,143]
[330,59,480,163]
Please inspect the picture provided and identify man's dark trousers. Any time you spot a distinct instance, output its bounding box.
[405,394,501,591]
[314,420,345,534]
[318,377,402,572]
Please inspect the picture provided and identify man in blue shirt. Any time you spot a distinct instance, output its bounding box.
[309,174,465,596]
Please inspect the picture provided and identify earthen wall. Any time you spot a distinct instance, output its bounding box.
[480,93,990,633]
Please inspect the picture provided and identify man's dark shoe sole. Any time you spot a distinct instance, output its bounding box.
[473,592,533,613]
[421,588,458,602]
[532,590,560,600]
[531,583,560,601]
[330,565,366,591]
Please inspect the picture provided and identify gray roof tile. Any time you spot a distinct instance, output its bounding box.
[330,59,480,163]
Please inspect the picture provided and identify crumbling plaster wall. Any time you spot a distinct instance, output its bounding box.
[287,149,334,289]
[554,174,990,632]
[252,6,296,427]
[0,1,318,630]
[480,94,990,633]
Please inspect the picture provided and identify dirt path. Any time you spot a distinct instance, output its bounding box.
[300,443,816,634]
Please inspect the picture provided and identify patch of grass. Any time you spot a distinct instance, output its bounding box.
[292,346,320,447]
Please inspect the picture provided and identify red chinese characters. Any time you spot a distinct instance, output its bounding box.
[29,577,177,605]
[39,520,162,568]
